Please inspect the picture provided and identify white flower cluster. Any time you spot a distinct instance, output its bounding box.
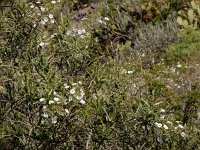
[39,81,86,124]
[155,108,187,138]
[40,13,55,24]
[64,81,86,104]
[66,28,86,39]
[155,122,169,130]
[98,17,110,25]
[121,69,134,74]
[155,120,187,142]
[28,0,59,27]
[155,115,187,139]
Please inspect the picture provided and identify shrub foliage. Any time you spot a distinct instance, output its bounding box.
[0,0,200,149]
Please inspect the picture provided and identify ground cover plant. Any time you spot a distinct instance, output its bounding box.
[0,0,200,149]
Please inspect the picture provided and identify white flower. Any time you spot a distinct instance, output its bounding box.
[68,96,73,102]
[40,20,45,24]
[51,1,56,4]
[49,13,54,19]
[78,81,82,85]
[163,124,168,130]
[178,124,184,129]
[127,71,133,74]
[175,121,181,124]
[98,19,103,24]
[39,98,46,102]
[71,83,77,86]
[43,105,47,109]
[104,17,110,21]
[171,68,176,73]
[80,99,86,104]
[42,112,48,118]
[80,35,85,39]
[70,88,76,94]
[50,34,55,38]
[160,115,165,119]
[41,119,45,124]
[98,19,106,25]
[82,29,86,34]
[53,91,57,95]
[77,29,86,35]
[52,116,57,124]
[64,109,69,114]
[64,99,68,105]
[80,89,85,97]
[92,93,97,100]
[64,83,70,89]
[180,132,186,138]
[75,95,81,100]
[177,62,182,68]
[57,0,61,2]
[155,122,162,128]
[121,69,127,74]
[167,121,172,125]
[40,6,45,12]
[78,30,82,35]
[81,17,87,21]
[50,19,55,24]
[38,42,45,47]
[157,137,163,143]
[54,97,60,102]
[43,17,49,22]
[33,22,37,28]
[160,109,165,113]
[49,100,54,104]
[30,5,35,8]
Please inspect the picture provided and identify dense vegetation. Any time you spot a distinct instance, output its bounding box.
[0,0,200,149]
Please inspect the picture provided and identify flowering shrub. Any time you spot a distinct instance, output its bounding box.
[0,0,200,149]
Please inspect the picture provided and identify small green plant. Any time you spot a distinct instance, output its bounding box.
[165,30,200,63]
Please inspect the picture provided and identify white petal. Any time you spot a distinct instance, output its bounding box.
[39,98,46,102]
[180,132,186,138]
[80,99,86,104]
[70,88,76,94]
[52,116,57,124]
[163,124,168,130]
[155,122,162,128]
[54,97,60,102]
[49,13,54,19]
[49,100,54,104]
[160,109,165,113]
[65,109,69,114]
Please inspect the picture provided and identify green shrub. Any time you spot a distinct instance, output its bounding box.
[0,0,200,149]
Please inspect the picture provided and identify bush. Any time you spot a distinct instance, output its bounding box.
[0,0,200,149]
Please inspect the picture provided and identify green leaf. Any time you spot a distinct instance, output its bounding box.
[191,0,197,9]
[187,9,194,24]
[193,19,198,29]
[177,16,183,25]
[197,8,200,15]
[182,19,189,27]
